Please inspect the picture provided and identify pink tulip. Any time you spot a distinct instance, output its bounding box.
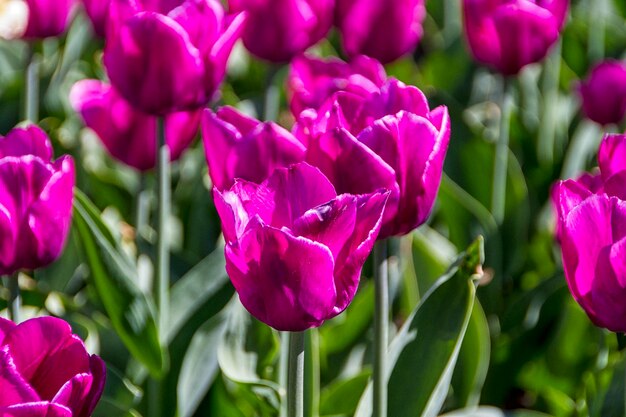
[70,80,201,171]
[577,60,626,126]
[103,0,246,115]
[0,125,74,275]
[202,106,305,191]
[81,0,108,36]
[214,162,388,331]
[296,78,451,238]
[287,54,387,117]
[462,0,569,75]
[228,0,334,63]
[22,0,74,39]
[335,0,426,64]
[0,316,105,417]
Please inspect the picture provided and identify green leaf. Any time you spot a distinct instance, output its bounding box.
[72,189,165,377]
[355,237,483,417]
[440,406,552,417]
[319,371,371,417]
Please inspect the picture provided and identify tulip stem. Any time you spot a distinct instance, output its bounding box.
[6,274,20,323]
[373,239,389,417]
[588,0,605,62]
[491,76,514,225]
[155,117,170,336]
[287,331,305,417]
[24,43,39,123]
[263,65,281,122]
[537,40,562,166]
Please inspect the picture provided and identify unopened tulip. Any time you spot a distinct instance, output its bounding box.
[22,0,74,39]
[214,162,388,331]
[462,0,569,75]
[0,125,74,275]
[202,106,305,190]
[104,0,246,115]
[335,0,426,64]
[0,316,106,417]
[577,60,626,126]
[70,80,201,171]
[81,0,107,36]
[287,54,386,116]
[297,78,450,238]
[228,0,334,63]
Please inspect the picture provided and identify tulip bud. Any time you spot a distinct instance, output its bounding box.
[22,0,74,39]
[0,316,106,417]
[214,162,388,331]
[577,60,626,126]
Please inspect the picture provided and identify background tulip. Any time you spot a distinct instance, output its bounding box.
[81,0,107,36]
[103,0,246,115]
[297,79,450,238]
[214,162,388,331]
[22,0,74,39]
[0,0,29,40]
[0,316,106,417]
[462,0,569,75]
[70,80,202,171]
[287,54,387,117]
[228,0,334,63]
[0,125,74,275]
[202,106,305,190]
[577,60,626,126]
[335,0,426,64]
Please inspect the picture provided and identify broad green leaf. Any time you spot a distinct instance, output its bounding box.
[355,237,484,417]
[320,371,371,417]
[73,190,165,377]
[411,226,457,297]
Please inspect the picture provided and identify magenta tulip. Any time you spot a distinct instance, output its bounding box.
[103,0,246,115]
[0,316,105,417]
[228,0,334,63]
[214,162,388,331]
[0,125,74,275]
[202,106,305,191]
[70,80,201,171]
[577,60,626,126]
[462,0,569,75]
[335,0,426,64]
[287,54,387,117]
[296,78,451,238]
[22,0,74,38]
[81,0,108,36]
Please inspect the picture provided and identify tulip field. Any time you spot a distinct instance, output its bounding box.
[3,0,626,416]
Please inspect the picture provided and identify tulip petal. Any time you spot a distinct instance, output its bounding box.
[0,349,39,407]
[168,0,223,54]
[0,402,72,417]
[206,11,247,93]
[0,126,52,161]
[23,0,72,38]
[225,223,337,331]
[51,374,93,416]
[599,134,626,181]
[0,318,15,344]
[75,356,106,417]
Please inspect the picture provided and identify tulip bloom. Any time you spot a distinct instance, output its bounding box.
[70,80,201,171]
[0,125,74,275]
[202,106,305,191]
[22,0,74,38]
[335,0,426,64]
[287,54,387,117]
[296,78,450,238]
[81,0,107,36]
[0,316,106,417]
[214,163,388,331]
[103,0,246,115]
[228,0,334,63]
[462,0,569,75]
[577,60,626,126]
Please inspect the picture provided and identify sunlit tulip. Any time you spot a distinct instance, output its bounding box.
[0,316,106,417]
[335,0,426,64]
[214,162,388,331]
[577,60,626,126]
[0,125,74,275]
[70,80,201,171]
[22,0,74,39]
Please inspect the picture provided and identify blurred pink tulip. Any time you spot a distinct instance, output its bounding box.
[577,60,626,126]
[81,0,108,36]
[23,0,74,38]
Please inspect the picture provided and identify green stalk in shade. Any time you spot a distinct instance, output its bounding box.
[155,117,170,337]
[7,274,20,323]
[264,65,281,122]
[490,77,514,225]
[537,40,562,166]
[24,43,39,123]
[373,239,389,417]
[288,331,305,417]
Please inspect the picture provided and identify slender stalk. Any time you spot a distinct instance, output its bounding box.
[490,77,514,225]
[304,329,319,417]
[263,65,281,122]
[135,174,150,250]
[24,43,39,122]
[287,331,305,417]
[7,273,20,323]
[537,40,562,166]
[587,0,605,62]
[155,117,170,336]
[373,240,389,417]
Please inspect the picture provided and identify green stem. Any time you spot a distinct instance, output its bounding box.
[155,117,170,337]
[304,329,319,417]
[373,240,389,417]
[24,43,39,122]
[7,273,20,323]
[490,76,514,225]
[537,40,562,166]
[135,174,150,251]
[588,0,605,62]
[288,331,305,417]
[263,65,281,121]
